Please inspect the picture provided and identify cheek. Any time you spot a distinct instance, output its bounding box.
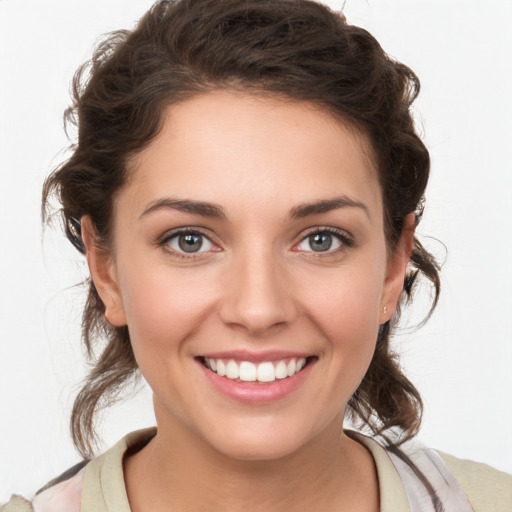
[301,263,384,336]
[116,262,218,358]
[324,285,380,373]
[298,262,385,384]
[116,267,218,411]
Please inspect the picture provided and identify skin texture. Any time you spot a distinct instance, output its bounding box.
[82,91,414,511]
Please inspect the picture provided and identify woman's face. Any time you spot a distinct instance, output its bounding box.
[87,91,410,460]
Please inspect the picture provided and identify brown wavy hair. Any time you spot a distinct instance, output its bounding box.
[43,0,440,459]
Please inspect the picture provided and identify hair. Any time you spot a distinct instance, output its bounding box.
[43,0,440,459]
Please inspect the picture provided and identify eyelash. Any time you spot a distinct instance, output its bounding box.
[159,228,219,259]
[294,227,355,256]
[158,226,354,259]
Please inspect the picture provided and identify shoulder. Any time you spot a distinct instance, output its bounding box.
[439,451,512,512]
[0,496,33,512]
[351,429,512,512]
[1,428,155,512]
[1,461,86,512]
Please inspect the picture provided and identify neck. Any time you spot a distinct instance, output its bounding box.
[124,416,379,512]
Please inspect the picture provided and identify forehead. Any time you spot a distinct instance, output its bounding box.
[125,91,381,219]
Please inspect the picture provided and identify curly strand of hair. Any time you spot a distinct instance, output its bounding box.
[384,442,445,512]
[347,321,423,443]
[71,285,138,458]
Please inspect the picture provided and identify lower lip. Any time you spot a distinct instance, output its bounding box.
[198,359,315,404]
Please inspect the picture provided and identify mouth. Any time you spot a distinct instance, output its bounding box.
[197,355,318,384]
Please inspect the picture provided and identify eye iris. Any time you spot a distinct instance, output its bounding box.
[309,233,332,252]
[178,233,203,253]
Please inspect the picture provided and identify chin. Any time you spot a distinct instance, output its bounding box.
[196,414,326,462]
[211,432,304,462]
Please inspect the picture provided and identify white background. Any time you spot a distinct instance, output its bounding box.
[1,0,511,501]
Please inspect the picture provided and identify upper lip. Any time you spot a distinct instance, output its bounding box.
[198,350,314,363]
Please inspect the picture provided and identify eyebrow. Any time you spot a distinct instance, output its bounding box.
[289,196,370,220]
[140,198,226,219]
[139,195,369,221]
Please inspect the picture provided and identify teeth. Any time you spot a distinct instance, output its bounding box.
[275,361,288,379]
[204,357,309,383]
[287,359,296,377]
[216,360,226,377]
[226,360,239,379]
[239,361,257,382]
[257,362,275,382]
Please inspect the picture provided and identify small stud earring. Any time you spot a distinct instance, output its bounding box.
[383,306,388,315]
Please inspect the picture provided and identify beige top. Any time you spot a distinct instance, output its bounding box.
[2,428,511,512]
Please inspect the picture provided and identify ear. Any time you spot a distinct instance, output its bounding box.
[379,213,415,324]
[81,216,127,327]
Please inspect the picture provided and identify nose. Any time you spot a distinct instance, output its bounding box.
[219,247,297,336]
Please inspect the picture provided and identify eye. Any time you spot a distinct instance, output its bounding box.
[295,229,351,253]
[165,231,215,254]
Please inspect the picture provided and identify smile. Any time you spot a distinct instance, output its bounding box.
[203,357,309,383]
[197,353,317,402]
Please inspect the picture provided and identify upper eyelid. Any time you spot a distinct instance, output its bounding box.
[159,226,217,243]
[297,226,353,241]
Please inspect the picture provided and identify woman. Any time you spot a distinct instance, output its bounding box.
[2,0,510,511]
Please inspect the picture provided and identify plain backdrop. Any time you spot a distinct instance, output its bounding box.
[1,0,511,501]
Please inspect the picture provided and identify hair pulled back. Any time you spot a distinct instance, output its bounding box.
[43,0,440,458]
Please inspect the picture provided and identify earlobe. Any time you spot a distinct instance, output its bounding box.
[81,216,127,327]
[379,213,416,324]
